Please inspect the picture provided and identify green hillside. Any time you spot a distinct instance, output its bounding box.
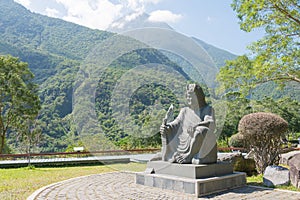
[192,37,237,69]
[0,0,111,83]
[0,0,240,152]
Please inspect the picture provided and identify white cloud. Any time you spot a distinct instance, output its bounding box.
[110,21,125,29]
[125,11,143,22]
[14,0,181,31]
[109,10,143,30]
[126,0,161,11]
[45,8,60,18]
[56,0,123,30]
[148,10,182,23]
[14,0,31,7]
[126,0,141,10]
[55,0,167,30]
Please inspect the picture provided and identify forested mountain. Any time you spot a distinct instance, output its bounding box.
[0,0,240,152]
[0,0,111,83]
[192,37,237,69]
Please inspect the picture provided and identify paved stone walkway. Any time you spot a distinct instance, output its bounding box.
[28,172,300,200]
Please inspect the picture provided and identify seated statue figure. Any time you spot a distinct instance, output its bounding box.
[158,84,217,164]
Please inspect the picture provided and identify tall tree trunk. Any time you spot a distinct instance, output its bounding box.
[27,137,31,166]
[0,134,5,154]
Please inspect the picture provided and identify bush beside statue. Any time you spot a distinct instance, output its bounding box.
[238,112,288,174]
[229,133,245,149]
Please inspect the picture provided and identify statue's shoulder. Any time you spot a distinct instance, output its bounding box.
[205,104,213,109]
[181,106,192,114]
[181,107,189,111]
[208,105,214,111]
[201,104,214,114]
[176,107,189,118]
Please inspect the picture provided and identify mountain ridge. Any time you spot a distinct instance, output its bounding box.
[0,0,239,152]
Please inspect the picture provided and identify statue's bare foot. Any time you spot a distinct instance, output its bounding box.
[176,155,185,164]
[170,152,179,163]
[174,153,191,164]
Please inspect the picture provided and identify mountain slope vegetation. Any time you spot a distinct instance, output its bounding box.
[0,0,260,152]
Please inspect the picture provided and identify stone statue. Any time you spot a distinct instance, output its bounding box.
[158,84,217,164]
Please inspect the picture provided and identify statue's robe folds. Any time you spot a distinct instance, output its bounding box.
[161,105,217,164]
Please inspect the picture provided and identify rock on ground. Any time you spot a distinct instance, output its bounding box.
[289,153,300,188]
[280,150,300,165]
[263,165,290,187]
[218,152,256,176]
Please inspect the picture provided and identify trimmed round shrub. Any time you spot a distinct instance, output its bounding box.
[229,133,245,148]
[238,112,288,137]
[238,112,288,174]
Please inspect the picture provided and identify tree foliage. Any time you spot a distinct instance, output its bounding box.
[15,118,42,165]
[218,0,300,98]
[218,95,300,141]
[233,0,300,82]
[229,133,245,148]
[216,0,300,144]
[0,55,40,153]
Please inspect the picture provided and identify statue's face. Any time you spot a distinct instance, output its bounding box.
[186,90,198,106]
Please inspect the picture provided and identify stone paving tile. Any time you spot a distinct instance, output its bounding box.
[27,172,300,200]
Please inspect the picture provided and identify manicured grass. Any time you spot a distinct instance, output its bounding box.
[2,163,300,200]
[247,174,300,192]
[0,163,147,200]
[246,174,263,186]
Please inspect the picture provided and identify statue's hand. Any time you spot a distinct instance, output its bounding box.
[160,124,171,135]
[187,126,195,135]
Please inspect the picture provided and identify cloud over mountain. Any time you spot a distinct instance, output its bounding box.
[148,10,182,23]
[15,0,31,7]
[56,0,123,30]
[13,0,181,30]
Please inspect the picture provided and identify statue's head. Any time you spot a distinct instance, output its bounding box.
[186,84,206,108]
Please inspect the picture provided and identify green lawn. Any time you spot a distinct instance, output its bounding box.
[0,163,147,200]
[1,162,299,200]
[247,174,300,192]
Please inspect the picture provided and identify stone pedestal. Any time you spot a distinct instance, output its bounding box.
[146,161,233,179]
[136,161,246,197]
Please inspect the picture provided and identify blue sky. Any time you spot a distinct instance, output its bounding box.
[14,0,265,55]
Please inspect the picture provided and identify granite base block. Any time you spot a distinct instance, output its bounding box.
[136,172,246,197]
[147,161,233,179]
